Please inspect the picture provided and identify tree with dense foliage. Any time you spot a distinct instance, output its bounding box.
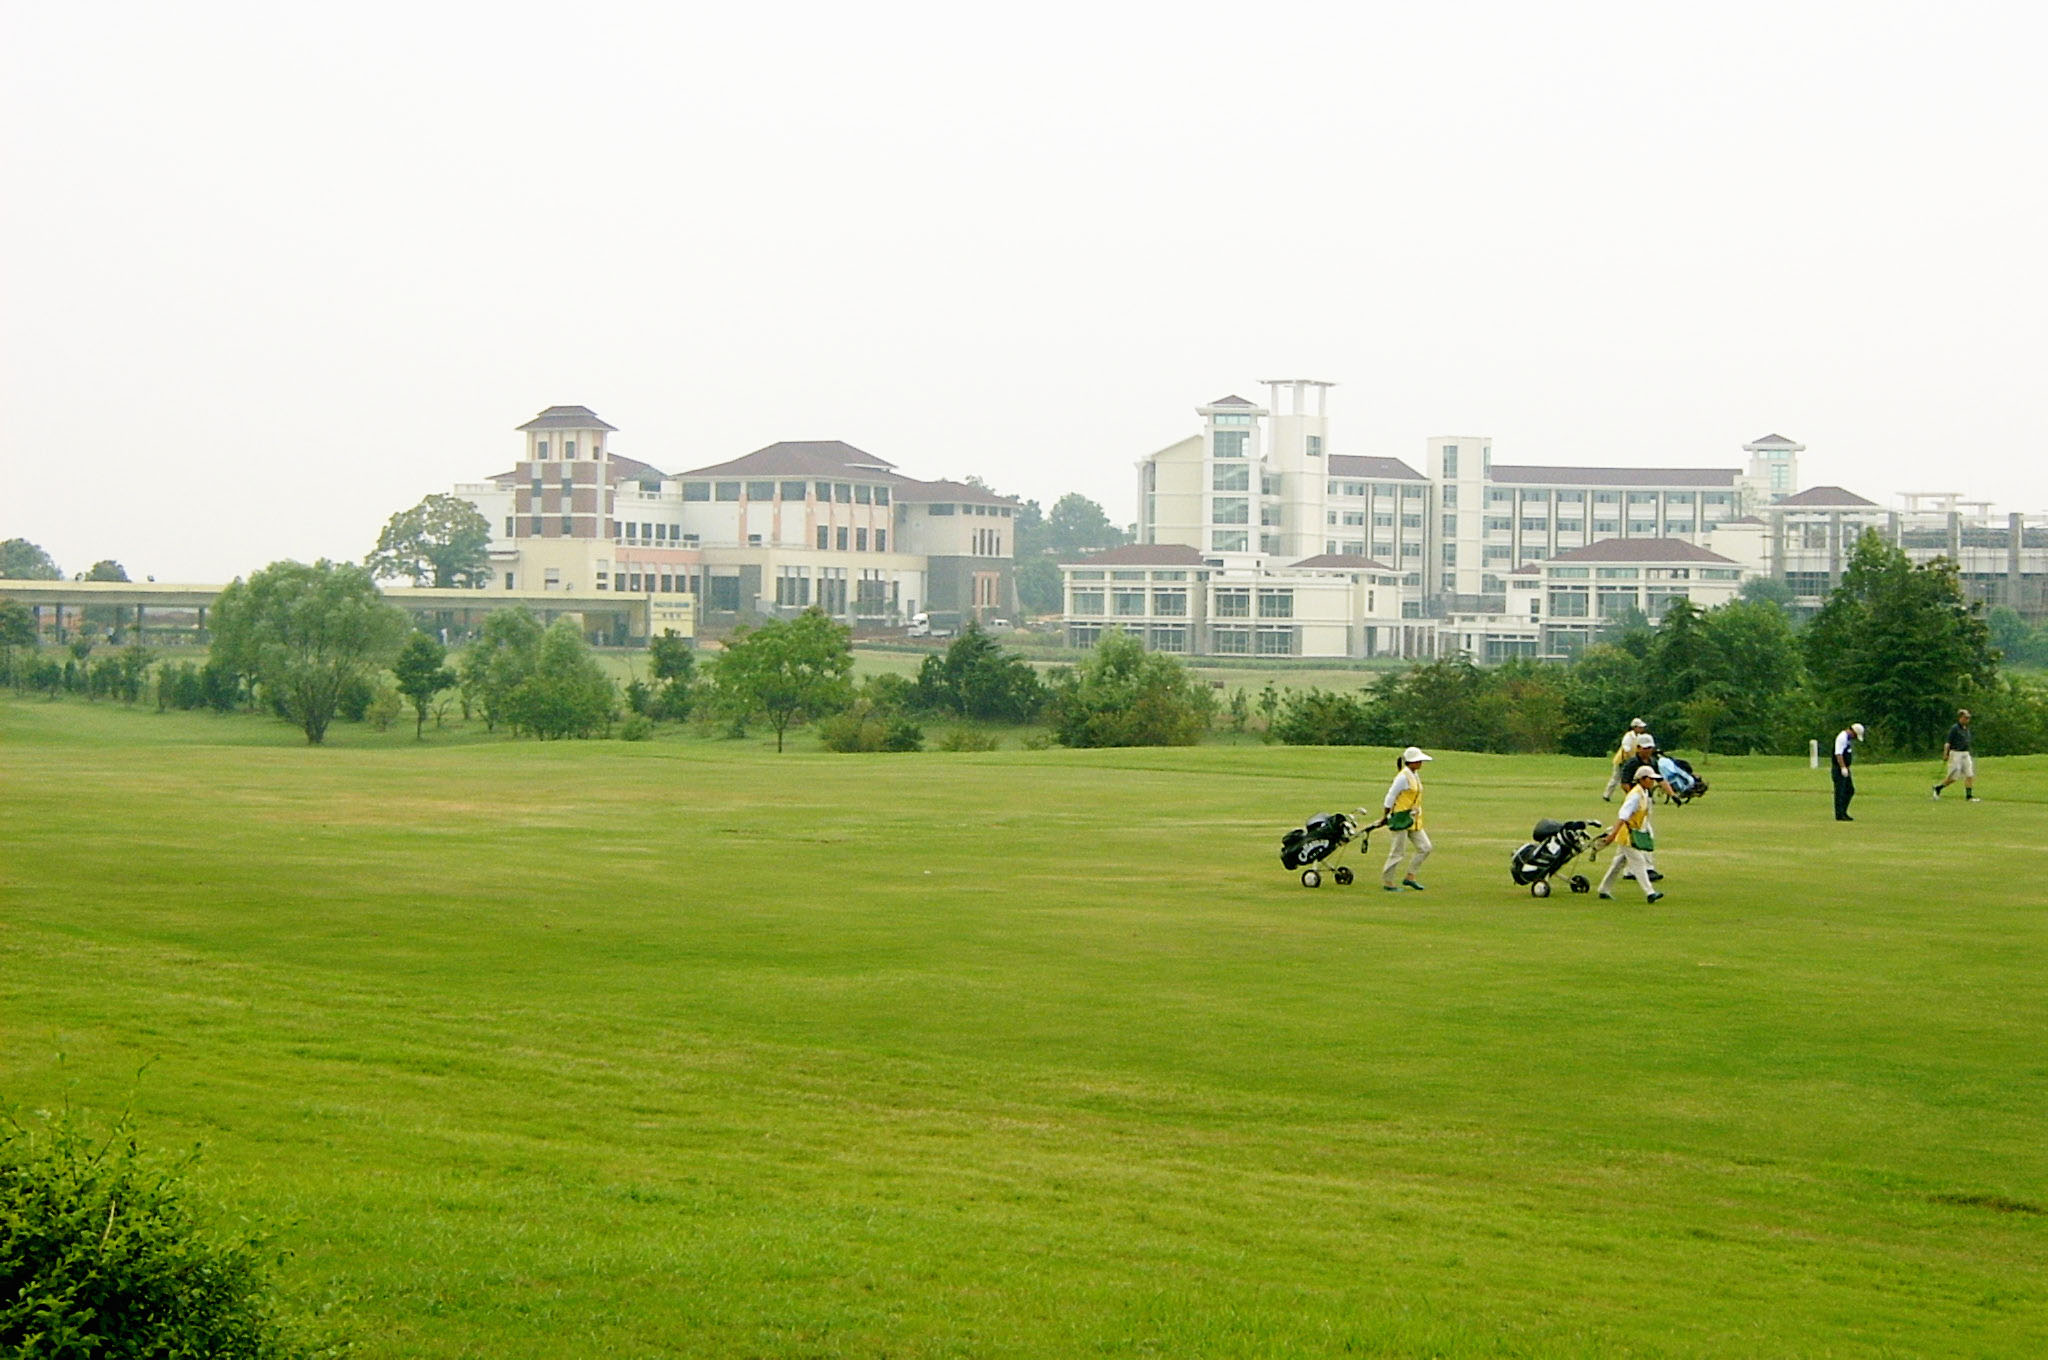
[209,559,410,744]
[1696,600,1810,752]
[1,1114,315,1359]
[1738,576,1797,611]
[504,620,616,739]
[1984,605,2048,668]
[1041,493,1127,556]
[707,608,855,751]
[1270,687,1385,745]
[1804,531,1998,752]
[366,493,494,588]
[646,631,697,719]
[912,624,1045,721]
[1047,629,1210,747]
[0,538,61,580]
[0,599,34,685]
[460,608,545,732]
[392,631,457,739]
[82,559,129,582]
[1558,643,1657,756]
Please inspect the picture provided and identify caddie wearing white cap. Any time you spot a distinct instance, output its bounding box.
[1603,718,1650,801]
[1598,764,1666,902]
[1369,746,1434,891]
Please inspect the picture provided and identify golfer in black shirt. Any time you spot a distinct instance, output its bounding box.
[1933,708,1978,801]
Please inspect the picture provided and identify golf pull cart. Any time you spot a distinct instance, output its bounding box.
[1279,812,1370,888]
[1508,818,1604,898]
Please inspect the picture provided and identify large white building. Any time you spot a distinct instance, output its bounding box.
[1067,382,2048,661]
[453,407,1019,639]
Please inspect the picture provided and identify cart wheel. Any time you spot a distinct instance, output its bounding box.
[1301,869,1322,888]
[1531,879,1552,898]
[1334,866,1354,886]
[1569,875,1590,894]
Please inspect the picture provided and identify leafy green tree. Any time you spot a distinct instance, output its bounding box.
[82,559,129,581]
[1558,643,1656,756]
[1270,687,1385,746]
[912,624,1045,721]
[1804,531,1998,752]
[504,619,615,739]
[0,599,35,685]
[1983,605,2047,667]
[0,1114,317,1359]
[1042,493,1127,556]
[460,608,545,732]
[707,608,855,751]
[1738,576,1797,611]
[1697,600,1808,752]
[647,631,696,719]
[1047,629,1210,747]
[0,538,61,579]
[209,559,410,744]
[366,493,494,588]
[1475,658,1569,753]
[1014,554,1063,617]
[392,631,457,739]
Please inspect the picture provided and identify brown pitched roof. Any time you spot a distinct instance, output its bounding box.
[1328,454,1428,481]
[888,477,1020,507]
[1490,465,1738,487]
[516,405,618,432]
[1545,537,1740,565]
[678,441,897,479]
[1061,543,1209,567]
[607,454,669,485]
[1772,485,1880,508]
[1289,554,1397,571]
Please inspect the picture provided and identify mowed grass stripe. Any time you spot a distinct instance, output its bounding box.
[4,699,2045,1357]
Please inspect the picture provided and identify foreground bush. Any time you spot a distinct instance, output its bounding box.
[1,1114,318,1358]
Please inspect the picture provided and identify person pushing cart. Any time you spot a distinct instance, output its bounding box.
[1598,765,1666,903]
[1369,746,1433,892]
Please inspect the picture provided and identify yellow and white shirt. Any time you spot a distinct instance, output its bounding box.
[1383,767,1425,829]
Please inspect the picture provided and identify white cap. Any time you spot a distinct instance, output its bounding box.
[1630,717,1647,729]
[1637,733,1657,747]
[1636,765,1661,783]
[1851,722,1866,738]
[1401,746,1433,763]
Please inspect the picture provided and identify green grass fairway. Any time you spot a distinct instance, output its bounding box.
[4,700,2045,1357]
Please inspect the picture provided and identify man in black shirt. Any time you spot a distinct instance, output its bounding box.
[1932,708,1978,801]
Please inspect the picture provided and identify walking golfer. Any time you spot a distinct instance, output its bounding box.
[1832,722,1865,821]
[1599,765,1666,902]
[1603,718,1650,800]
[1372,746,1433,891]
[1933,708,1978,801]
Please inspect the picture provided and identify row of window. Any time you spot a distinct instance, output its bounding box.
[679,480,897,506]
[815,526,889,552]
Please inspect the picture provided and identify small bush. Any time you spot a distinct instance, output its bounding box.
[618,714,655,741]
[937,728,1000,752]
[819,704,924,753]
[365,685,403,733]
[0,1112,319,1359]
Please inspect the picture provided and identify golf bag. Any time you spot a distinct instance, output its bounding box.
[1509,817,1601,897]
[1280,812,1363,887]
[1658,755,1707,804]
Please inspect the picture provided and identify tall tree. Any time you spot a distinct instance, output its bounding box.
[82,560,129,581]
[0,538,61,580]
[1804,531,1998,751]
[1697,600,1808,752]
[647,630,696,719]
[367,494,494,588]
[707,608,855,751]
[392,632,457,739]
[209,560,410,744]
[1042,493,1127,557]
[459,607,545,732]
[0,598,36,684]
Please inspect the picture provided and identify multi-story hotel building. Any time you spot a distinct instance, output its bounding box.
[454,407,1019,637]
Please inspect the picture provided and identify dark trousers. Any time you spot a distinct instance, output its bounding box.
[1832,766,1855,819]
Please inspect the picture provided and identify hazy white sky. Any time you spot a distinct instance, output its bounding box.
[4,0,2043,582]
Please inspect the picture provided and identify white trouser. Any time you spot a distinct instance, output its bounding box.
[1603,764,1626,797]
[1599,843,1655,898]
[1382,827,1433,883]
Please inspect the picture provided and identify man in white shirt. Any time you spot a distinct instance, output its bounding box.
[1832,722,1865,821]
[1602,718,1650,801]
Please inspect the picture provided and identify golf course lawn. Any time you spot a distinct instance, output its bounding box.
[4,699,2045,1357]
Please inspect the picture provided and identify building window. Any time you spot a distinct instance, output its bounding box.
[833,484,852,503]
[1257,589,1293,618]
[928,503,955,516]
[1072,590,1105,615]
[1213,431,1247,457]
[1214,589,1251,617]
[1442,446,1458,478]
[1549,590,1589,618]
[535,440,548,458]
[875,530,887,552]
[836,527,850,550]
[1441,544,1457,565]
[817,525,830,550]
[1153,590,1186,616]
[1255,629,1293,656]
[561,517,573,535]
[856,528,869,551]
[715,482,740,502]
[564,440,576,458]
[1305,435,1322,457]
[1212,628,1251,655]
[855,485,873,504]
[1113,590,1147,616]
[1211,529,1249,551]
[875,486,890,506]
[1214,463,1250,491]
[1212,412,1253,426]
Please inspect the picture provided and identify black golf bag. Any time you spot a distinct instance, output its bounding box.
[1280,812,1362,887]
[1509,818,1600,897]
[1659,756,1707,805]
